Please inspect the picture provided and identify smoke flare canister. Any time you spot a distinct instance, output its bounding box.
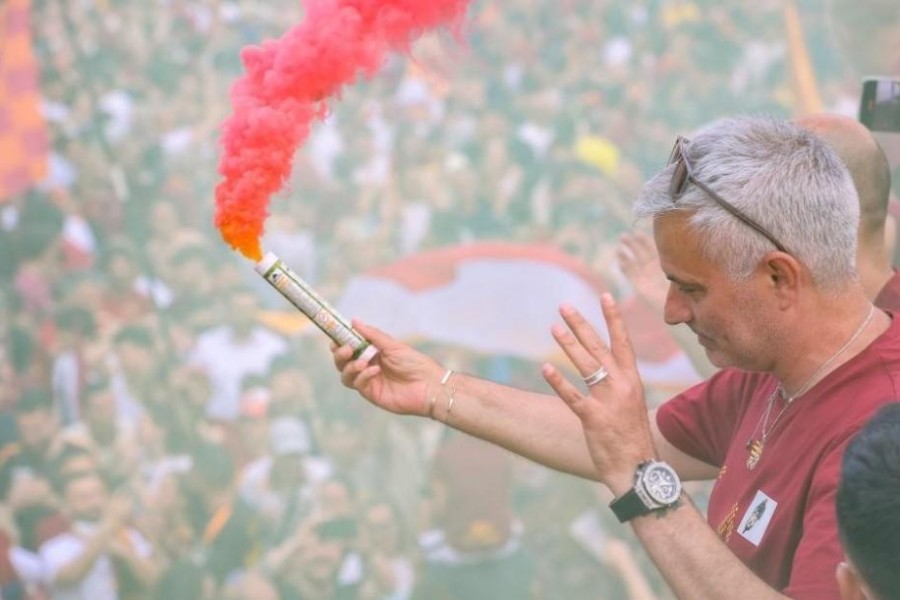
[255,252,378,363]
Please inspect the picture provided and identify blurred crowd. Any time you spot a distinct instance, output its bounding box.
[0,0,885,598]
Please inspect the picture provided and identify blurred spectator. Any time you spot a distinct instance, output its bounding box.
[153,561,214,600]
[180,445,260,585]
[49,307,96,426]
[357,501,415,600]
[40,472,157,600]
[57,380,139,489]
[413,434,536,600]
[188,290,288,422]
[222,570,280,600]
[239,416,330,543]
[109,326,158,425]
[268,516,362,600]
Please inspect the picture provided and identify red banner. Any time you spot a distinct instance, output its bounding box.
[0,0,49,202]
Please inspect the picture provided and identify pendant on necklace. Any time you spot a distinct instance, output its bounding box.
[746,439,764,470]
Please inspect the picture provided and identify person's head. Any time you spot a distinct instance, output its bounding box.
[795,114,893,257]
[154,560,215,600]
[61,472,108,523]
[15,389,59,450]
[284,517,356,589]
[318,404,365,467]
[269,354,314,415]
[169,364,212,411]
[268,416,311,491]
[227,289,261,337]
[836,403,900,600]
[81,380,118,445]
[104,241,140,287]
[634,115,860,370]
[360,500,404,554]
[168,244,215,297]
[54,306,96,346]
[316,477,356,520]
[114,325,156,374]
[187,443,235,501]
[222,571,279,600]
[50,444,99,487]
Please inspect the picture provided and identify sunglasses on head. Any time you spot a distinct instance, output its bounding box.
[668,136,788,253]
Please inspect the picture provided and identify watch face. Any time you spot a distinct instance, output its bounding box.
[641,463,682,505]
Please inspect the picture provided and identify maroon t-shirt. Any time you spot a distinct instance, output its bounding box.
[657,315,900,599]
[875,269,900,313]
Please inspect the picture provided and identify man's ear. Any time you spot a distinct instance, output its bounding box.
[836,561,869,600]
[760,252,803,307]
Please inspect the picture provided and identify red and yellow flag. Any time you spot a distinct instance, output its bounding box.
[0,0,49,202]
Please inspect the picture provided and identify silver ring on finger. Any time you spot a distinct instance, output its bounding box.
[582,366,609,387]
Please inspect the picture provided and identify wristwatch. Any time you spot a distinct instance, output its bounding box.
[609,460,682,523]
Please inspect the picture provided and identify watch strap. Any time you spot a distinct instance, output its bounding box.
[609,488,650,523]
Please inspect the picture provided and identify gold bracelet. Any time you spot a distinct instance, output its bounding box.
[445,384,456,418]
[428,369,454,420]
[427,369,454,421]
[427,392,438,419]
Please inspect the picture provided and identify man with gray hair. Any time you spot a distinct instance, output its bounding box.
[332,115,900,599]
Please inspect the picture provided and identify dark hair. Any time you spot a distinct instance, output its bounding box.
[58,470,105,496]
[268,353,296,377]
[315,516,358,541]
[114,325,155,349]
[837,403,900,600]
[82,377,113,407]
[15,389,53,415]
[190,443,234,492]
[155,560,208,600]
[55,306,97,337]
[49,445,98,493]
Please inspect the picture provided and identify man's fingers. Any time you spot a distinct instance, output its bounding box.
[333,344,354,371]
[352,320,393,349]
[621,231,657,264]
[353,364,381,390]
[552,324,603,378]
[601,294,636,365]
[541,364,592,418]
[559,304,612,365]
[615,245,636,272]
[632,231,659,263]
[340,355,368,388]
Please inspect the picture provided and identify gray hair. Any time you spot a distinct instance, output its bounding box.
[634,115,860,290]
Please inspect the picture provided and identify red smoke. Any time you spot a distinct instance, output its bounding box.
[215,0,471,261]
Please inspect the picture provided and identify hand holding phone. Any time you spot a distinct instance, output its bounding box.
[860,78,900,133]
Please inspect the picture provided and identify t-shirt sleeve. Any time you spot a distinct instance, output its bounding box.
[39,535,81,582]
[656,369,761,467]
[781,433,854,600]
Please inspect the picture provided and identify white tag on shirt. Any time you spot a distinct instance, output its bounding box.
[737,490,778,547]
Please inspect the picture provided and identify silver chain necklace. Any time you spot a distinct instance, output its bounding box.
[745,304,876,470]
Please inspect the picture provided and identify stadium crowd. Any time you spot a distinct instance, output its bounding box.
[0,0,890,599]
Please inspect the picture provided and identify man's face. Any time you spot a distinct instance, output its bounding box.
[654,212,780,371]
[66,475,108,523]
[17,409,56,450]
[118,341,153,375]
[229,293,258,336]
[86,389,117,430]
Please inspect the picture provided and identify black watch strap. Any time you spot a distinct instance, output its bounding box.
[609,489,650,523]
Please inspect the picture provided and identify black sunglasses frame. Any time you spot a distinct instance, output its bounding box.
[668,136,788,253]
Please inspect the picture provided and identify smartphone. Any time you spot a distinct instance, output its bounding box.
[859,78,900,133]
